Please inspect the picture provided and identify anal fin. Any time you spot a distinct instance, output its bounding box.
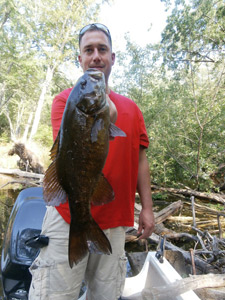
[91,174,114,206]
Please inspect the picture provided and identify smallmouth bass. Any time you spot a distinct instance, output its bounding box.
[43,68,126,267]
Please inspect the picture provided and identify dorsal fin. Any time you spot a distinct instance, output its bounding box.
[43,134,67,206]
[49,131,60,161]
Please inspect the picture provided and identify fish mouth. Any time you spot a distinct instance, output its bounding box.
[87,68,105,80]
[88,66,104,71]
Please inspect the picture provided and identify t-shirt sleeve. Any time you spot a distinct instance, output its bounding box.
[138,107,149,148]
[51,94,67,141]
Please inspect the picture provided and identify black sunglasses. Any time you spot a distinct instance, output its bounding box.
[79,23,112,47]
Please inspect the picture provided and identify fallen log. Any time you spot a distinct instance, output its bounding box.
[167,216,200,222]
[142,273,225,300]
[0,168,44,181]
[166,216,225,230]
[184,200,225,217]
[154,222,199,242]
[134,200,183,225]
[152,184,225,204]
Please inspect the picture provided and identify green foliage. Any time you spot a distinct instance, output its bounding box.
[51,70,75,96]
[152,193,168,201]
[0,114,10,138]
[161,0,225,67]
[113,0,225,190]
[207,203,224,211]
[34,124,53,148]
[0,0,102,141]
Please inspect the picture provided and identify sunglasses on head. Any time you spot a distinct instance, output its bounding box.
[79,23,112,46]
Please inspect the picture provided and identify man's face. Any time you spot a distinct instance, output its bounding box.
[78,30,115,85]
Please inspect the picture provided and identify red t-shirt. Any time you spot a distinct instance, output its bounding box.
[51,88,149,229]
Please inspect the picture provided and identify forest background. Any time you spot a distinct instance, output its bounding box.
[0,0,224,192]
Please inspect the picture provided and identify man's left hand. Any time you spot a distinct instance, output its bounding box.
[137,207,155,239]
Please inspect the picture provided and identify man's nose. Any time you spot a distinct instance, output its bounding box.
[93,49,101,61]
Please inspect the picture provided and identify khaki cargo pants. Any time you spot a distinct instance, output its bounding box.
[29,206,127,300]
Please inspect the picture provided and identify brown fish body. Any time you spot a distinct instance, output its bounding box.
[56,86,110,204]
[43,69,125,267]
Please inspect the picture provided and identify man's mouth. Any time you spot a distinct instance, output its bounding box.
[90,66,104,69]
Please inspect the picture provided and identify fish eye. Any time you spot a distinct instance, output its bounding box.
[81,79,87,89]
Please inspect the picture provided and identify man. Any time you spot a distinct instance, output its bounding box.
[29,23,155,300]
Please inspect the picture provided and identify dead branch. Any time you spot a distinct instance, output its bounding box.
[152,184,225,204]
[134,200,183,225]
[127,218,219,274]
[0,180,41,189]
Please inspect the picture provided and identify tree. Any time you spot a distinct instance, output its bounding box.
[0,0,109,142]
[113,0,225,190]
[160,0,225,66]
[0,0,43,141]
[158,0,225,188]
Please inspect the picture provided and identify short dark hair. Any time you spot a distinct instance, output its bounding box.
[79,23,112,48]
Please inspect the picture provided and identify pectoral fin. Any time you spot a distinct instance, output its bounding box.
[109,122,126,138]
[91,174,114,205]
[91,119,104,143]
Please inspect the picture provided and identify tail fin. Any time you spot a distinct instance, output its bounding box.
[68,217,112,268]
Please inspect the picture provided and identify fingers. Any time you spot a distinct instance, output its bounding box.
[137,223,155,240]
[137,209,155,240]
[106,95,117,123]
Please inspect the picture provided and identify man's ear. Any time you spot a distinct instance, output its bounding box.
[111,52,115,66]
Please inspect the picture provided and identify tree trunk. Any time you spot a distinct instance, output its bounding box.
[29,65,54,141]
[22,112,33,143]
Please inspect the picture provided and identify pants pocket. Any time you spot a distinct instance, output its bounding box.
[29,259,84,300]
[29,259,50,300]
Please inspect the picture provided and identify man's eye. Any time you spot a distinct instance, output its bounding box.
[85,48,92,53]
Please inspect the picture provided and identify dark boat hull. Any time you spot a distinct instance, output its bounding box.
[1,187,47,300]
